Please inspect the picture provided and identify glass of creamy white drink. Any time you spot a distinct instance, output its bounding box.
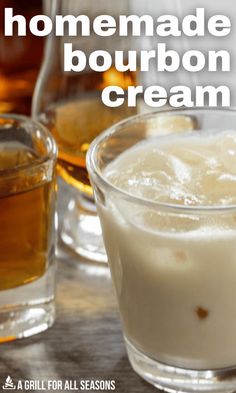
[87,109,236,392]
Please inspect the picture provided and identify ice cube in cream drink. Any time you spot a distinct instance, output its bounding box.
[87,110,236,392]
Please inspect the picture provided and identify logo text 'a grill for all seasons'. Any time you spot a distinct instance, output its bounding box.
[1,377,116,391]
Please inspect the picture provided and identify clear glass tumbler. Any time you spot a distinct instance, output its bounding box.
[87,108,236,392]
[0,114,57,341]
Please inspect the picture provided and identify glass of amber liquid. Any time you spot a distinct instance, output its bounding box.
[0,114,57,341]
[32,0,138,263]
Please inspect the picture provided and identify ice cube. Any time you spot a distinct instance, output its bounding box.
[219,132,236,174]
[146,115,197,137]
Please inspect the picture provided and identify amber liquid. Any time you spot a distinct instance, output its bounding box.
[42,68,138,196]
[0,1,44,115]
[0,146,54,291]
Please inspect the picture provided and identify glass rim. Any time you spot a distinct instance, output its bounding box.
[0,113,57,178]
[87,107,236,213]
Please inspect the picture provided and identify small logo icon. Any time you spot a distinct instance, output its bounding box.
[2,376,16,390]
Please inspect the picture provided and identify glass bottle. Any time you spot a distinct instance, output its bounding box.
[32,0,137,263]
[0,0,44,115]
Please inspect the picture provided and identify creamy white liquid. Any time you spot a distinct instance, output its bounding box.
[97,129,236,369]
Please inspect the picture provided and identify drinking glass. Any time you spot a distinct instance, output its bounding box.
[87,108,236,392]
[0,114,57,341]
[32,0,137,263]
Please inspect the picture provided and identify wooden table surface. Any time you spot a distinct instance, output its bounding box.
[0,184,160,393]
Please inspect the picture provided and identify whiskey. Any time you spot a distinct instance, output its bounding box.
[0,143,55,291]
[41,68,138,196]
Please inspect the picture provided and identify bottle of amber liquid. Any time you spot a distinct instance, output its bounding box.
[0,1,44,115]
[32,0,137,263]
